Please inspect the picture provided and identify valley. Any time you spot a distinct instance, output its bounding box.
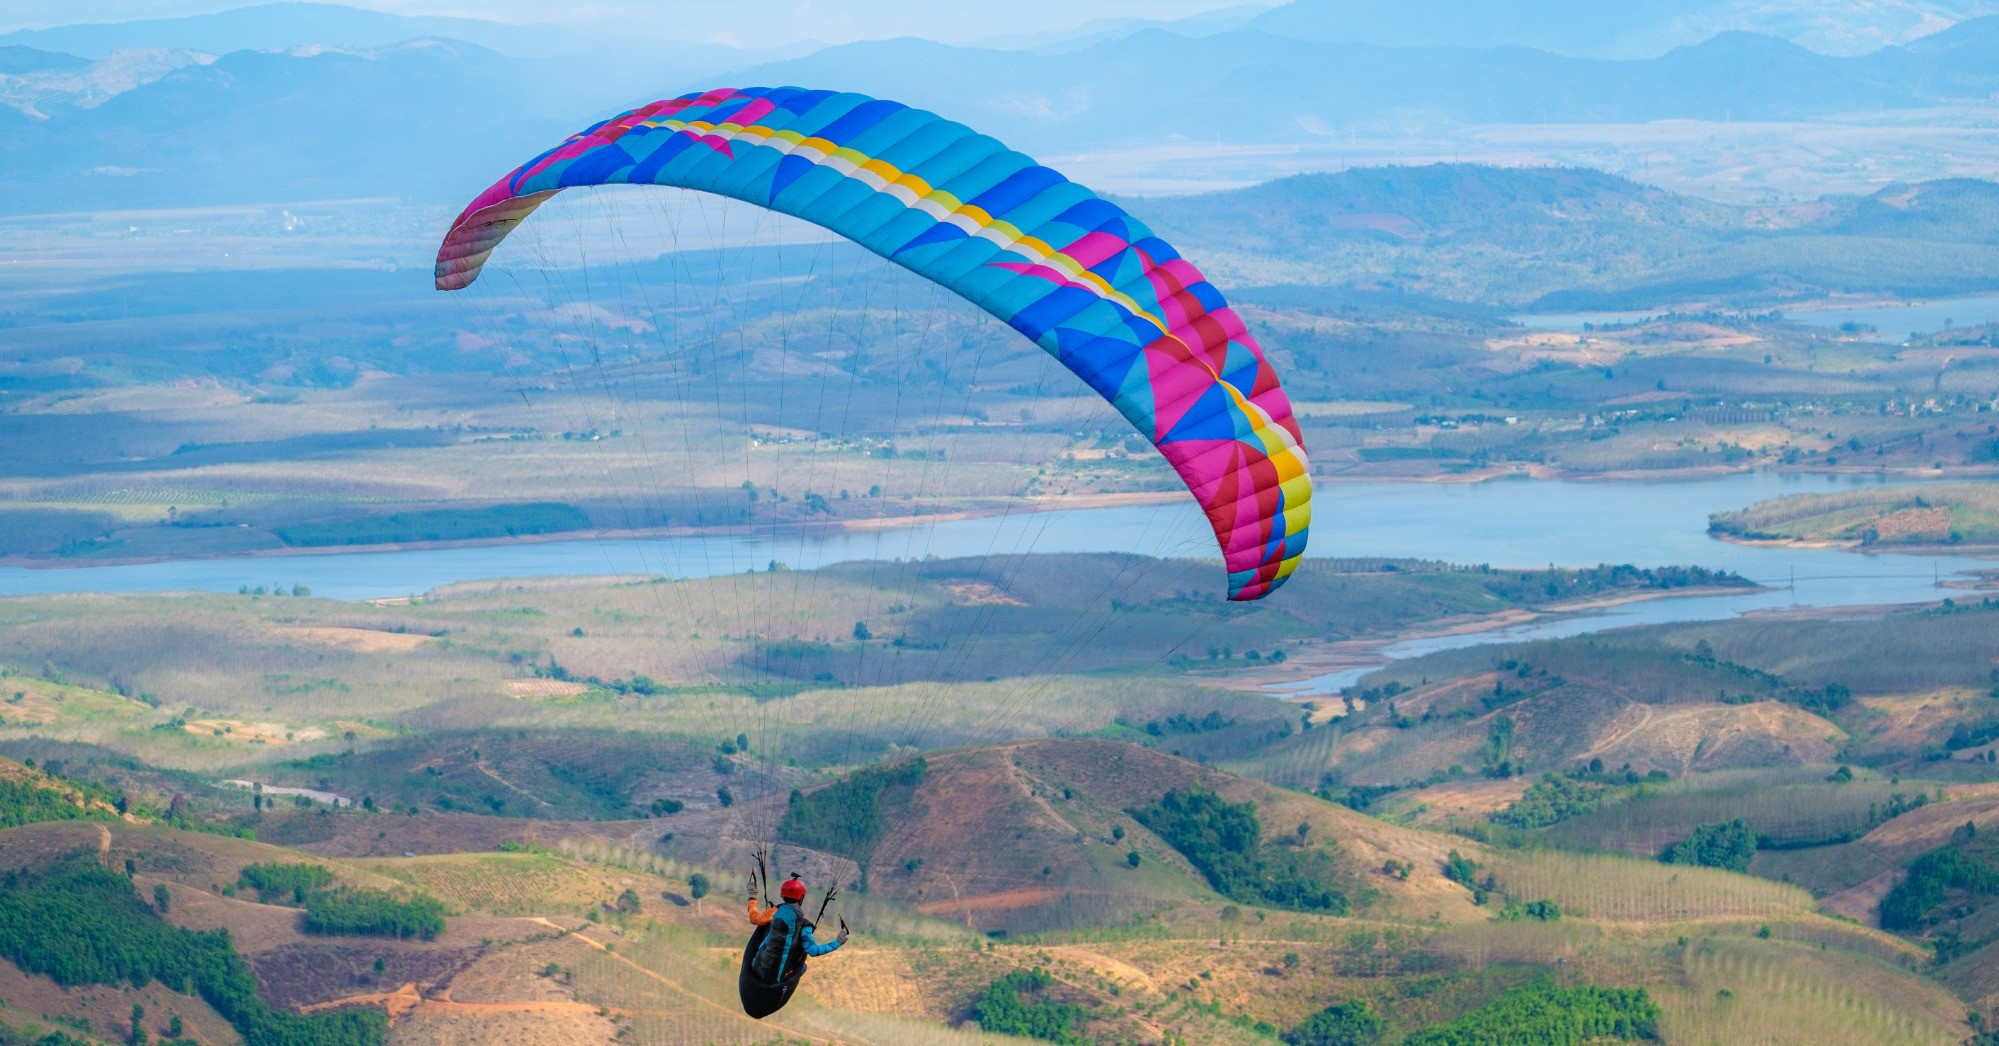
[2,555,1996,1044]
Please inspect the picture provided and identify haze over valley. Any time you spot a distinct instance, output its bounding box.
[4,3,1999,1045]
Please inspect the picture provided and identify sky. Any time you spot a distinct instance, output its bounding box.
[0,0,1259,44]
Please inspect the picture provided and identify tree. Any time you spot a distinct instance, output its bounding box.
[0,856,387,1043]
[1286,998,1382,1046]
[1400,979,1657,1045]
[1128,786,1348,913]
[852,620,872,641]
[778,758,926,888]
[687,873,710,904]
[153,884,170,913]
[302,888,445,940]
[1661,820,1757,872]
[614,888,642,914]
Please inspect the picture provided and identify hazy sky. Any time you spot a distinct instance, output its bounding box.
[1,0,1257,43]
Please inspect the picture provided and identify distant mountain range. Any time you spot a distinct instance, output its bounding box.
[1237,0,1998,58]
[0,2,583,58]
[12,0,1992,61]
[4,2,1999,225]
[722,17,1999,149]
[14,15,1999,214]
[1138,165,1999,304]
[0,38,634,213]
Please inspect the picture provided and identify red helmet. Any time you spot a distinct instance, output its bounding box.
[780,877,807,902]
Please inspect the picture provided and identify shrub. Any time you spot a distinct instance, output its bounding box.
[1491,775,1604,829]
[970,969,1083,1043]
[0,775,112,830]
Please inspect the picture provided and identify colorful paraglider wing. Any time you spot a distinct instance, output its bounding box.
[435,87,1311,599]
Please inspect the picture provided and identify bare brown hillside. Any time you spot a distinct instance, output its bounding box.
[823,739,1491,931]
[1278,672,1844,786]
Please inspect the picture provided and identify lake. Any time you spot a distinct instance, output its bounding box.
[3,472,1993,692]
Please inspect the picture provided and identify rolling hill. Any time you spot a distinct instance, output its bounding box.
[0,739,1965,1044]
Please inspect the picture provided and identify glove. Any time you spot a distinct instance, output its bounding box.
[836,920,850,945]
[746,874,758,899]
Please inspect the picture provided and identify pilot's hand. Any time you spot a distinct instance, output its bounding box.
[746,875,758,899]
[836,922,850,945]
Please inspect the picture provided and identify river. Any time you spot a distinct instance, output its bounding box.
[3,472,1993,691]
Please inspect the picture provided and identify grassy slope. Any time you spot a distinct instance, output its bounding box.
[0,740,1970,1045]
[0,557,1738,792]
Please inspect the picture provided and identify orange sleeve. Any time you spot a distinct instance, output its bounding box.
[747,897,774,926]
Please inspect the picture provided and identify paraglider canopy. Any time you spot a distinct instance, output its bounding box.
[436,86,1312,599]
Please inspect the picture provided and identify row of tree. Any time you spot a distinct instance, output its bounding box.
[1401,980,1658,1045]
[303,888,446,940]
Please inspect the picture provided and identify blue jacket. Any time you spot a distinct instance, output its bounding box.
[752,902,841,982]
[798,916,841,957]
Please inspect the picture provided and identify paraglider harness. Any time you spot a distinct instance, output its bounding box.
[740,850,846,1019]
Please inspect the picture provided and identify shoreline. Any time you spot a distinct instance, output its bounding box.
[1208,583,1765,697]
[1709,531,1999,557]
[0,491,1190,572]
[8,464,1984,573]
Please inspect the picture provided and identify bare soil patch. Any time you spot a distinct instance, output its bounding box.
[1402,777,1533,827]
[387,1003,616,1046]
[183,718,323,745]
[1860,794,1999,860]
[251,942,480,1010]
[1857,690,1986,754]
[1578,701,1842,772]
[1873,506,1954,542]
[501,679,590,699]
[282,627,437,653]
[942,581,1026,606]
[914,886,1070,917]
[1821,870,1899,926]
